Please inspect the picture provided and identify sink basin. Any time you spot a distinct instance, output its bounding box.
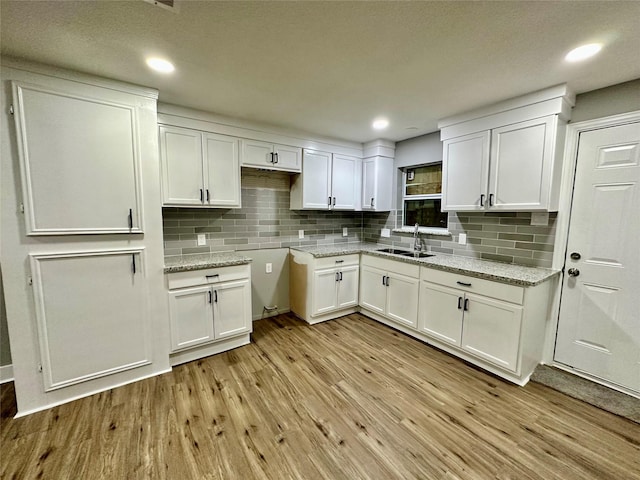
[376,248,434,259]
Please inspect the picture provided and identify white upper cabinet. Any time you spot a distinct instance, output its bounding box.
[439,85,574,212]
[361,156,393,211]
[240,138,302,172]
[159,125,240,208]
[12,81,144,235]
[290,149,360,210]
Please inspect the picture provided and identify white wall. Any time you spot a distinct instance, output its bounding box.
[571,78,640,123]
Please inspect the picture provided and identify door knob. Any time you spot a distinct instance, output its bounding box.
[567,268,580,277]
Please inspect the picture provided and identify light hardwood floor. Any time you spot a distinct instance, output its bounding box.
[2,313,639,479]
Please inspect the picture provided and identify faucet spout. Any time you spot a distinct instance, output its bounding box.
[413,223,421,252]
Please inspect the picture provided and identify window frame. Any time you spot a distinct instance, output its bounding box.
[399,162,449,235]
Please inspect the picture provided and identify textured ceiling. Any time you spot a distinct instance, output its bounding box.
[1,1,639,143]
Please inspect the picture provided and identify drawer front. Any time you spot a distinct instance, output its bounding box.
[167,264,250,290]
[315,254,360,269]
[420,267,523,305]
[361,254,420,279]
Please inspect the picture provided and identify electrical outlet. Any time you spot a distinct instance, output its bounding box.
[343,227,348,237]
[458,233,467,245]
[381,228,391,238]
[197,234,206,246]
[298,229,304,239]
[266,263,272,274]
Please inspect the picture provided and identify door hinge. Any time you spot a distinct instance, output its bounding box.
[37,364,43,373]
[9,104,14,115]
[28,277,33,286]
[20,204,25,213]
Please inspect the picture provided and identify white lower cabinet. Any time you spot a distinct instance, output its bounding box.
[290,250,359,324]
[418,282,463,347]
[359,255,420,329]
[167,265,251,363]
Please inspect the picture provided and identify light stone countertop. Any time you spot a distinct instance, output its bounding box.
[290,242,559,287]
[164,251,252,273]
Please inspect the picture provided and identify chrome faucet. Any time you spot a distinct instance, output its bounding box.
[413,223,422,252]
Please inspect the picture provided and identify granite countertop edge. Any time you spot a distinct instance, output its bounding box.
[290,243,559,287]
[164,252,253,273]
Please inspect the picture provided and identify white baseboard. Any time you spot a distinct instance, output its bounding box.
[0,364,14,384]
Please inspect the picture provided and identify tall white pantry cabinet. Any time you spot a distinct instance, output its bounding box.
[0,59,170,416]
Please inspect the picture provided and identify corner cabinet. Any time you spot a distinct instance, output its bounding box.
[290,149,361,210]
[159,125,241,208]
[240,138,302,173]
[439,85,574,212]
[290,251,359,324]
[12,81,145,235]
[166,264,252,365]
[361,156,394,211]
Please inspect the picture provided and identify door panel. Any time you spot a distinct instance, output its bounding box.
[241,139,274,167]
[160,125,204,205]
[169,286,214,351]
[29,249,150,391]
[274,144,302,172]
[555,121,640,392]
[312,269,339,315]
[204,132,240,207]
[418,282,463,346]
[442,131,490,211]
[386,272,419,329]
[214,280,251,339]
[337,266,359,308]
[302,150,332,209]
[361,158,377,210]
[359,266,386,314]
[332,154,358,210]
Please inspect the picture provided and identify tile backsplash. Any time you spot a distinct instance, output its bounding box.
[164,170,556,268]
[162,170,363,256]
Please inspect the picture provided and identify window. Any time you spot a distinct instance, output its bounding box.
[403,164,448,230]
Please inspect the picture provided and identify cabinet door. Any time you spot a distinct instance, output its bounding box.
[359,266,387,314]
[13,82,144,234]
[29,249,150,391]
[213,279,251,340]
[203,132,241,207]
[337,266,359,308]
[361,158,377,210]
[240,139,274,168]
[301,150,332,209]
[274,144,302,172]
[331,154,359,210]
[160,125,204,206]
[489,115,556,211]
[386,272,419,329]
[169,286,214,351]
[362,156,393,211]
[418,282,463,346]
[312,268,339,315]
[442,131,490,211]
[461,293,523,373]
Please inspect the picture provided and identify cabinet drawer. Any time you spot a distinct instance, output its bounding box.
[167,264,250,290]
[361,254,420,278]
[420,267,523,305]
[315,254,360,269]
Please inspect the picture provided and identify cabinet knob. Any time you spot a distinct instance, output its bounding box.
[567,268,580,277]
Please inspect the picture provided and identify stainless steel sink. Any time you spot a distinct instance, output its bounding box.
[376,248,434,259]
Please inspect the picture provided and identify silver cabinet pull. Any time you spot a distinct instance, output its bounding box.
[463,298,469,311]
[457,297,463,309]
[336,272,340,282]
[274,152,279,163]
[370,197,374,208]
[385,276,390,287]
[208,290,212,304]
[328,196,332,206]
[382,275,386,286]
[489,193,494,206]
[214,290,218,303]
[332,197,336,206]
[480,194,485,207]
[128,209,133,230]
[270,152,275,163]
[339,272,343,281]
[200,188,204,203]
[131,253,136,274]
[206,189,210,202]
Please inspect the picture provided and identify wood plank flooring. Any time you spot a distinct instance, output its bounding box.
[2,313,639,479]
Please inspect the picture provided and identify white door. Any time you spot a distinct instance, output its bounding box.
[302,150,332,209]
[160,125,204,206]
[13,82,143,234]
[489,115,555,211]
[274,144,302,172]
[555,121,640,392]
[386,272,419,329]
[359,265,386,314]
[331,154,358,210]
[337,266,359,309]
[240,139,274,168]
[203,132,241,207]
[418,282,463,346]
[361,158,377,210]
[312,268,339,315]
[29,249,150,391]
[169,286,214,351]
[214,279,251,339]
[442,131,490,211]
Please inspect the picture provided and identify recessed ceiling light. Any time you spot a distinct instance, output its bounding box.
[146,57,175,73]
[565,43,603,62]
[372,118,389,130]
